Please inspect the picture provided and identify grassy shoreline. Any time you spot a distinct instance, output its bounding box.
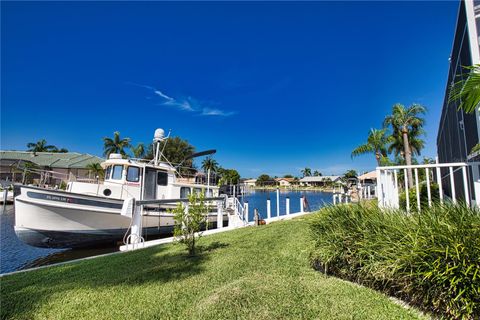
[1,216,426,320]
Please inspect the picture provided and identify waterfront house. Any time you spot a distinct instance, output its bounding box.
[0,151,103,186]
[299,175,341,187]
[243,179,257,187]
[275,177,295,187]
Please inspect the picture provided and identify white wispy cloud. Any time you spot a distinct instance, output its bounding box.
[128,81,236,117]
[164,99,194,112]
[201,108,236,117]
[153,89,174,101]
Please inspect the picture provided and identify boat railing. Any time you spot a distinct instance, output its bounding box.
[121,195,227,250]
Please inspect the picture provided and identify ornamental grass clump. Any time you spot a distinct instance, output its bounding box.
[310,203,480,319]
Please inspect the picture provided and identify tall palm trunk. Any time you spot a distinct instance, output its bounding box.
[375,152,381,166]
[402,127,414,188]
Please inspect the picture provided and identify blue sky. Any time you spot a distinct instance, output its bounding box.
[1,1,458,178]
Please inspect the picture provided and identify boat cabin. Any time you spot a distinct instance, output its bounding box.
[67,154,218,200]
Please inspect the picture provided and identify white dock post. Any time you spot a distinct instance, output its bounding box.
[2,189,7,212]
[217,200,223,229]
[472,164,480,207]
[130,204,143,246]
[300,196,304,213]
[276,188,280,217]
[286,197,290,215]
[267,199,271,219]
[339,194,342,203]
[333,194,337,205]
[244,201,249,223]
[367,186,371,199]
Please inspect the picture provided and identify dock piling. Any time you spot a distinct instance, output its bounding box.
[276,188,280,217]
[217,200,223,229]
[267,199,271,219]
[286,197,290,215]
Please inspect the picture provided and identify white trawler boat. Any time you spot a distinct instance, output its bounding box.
[14,129,227,248]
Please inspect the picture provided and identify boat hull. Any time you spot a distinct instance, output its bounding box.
[14,186,227,249]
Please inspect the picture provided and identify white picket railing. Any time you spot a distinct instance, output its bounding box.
[377,162,480,212]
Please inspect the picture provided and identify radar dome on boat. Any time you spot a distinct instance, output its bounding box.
[153,128,165,142]
[109,153,122,160]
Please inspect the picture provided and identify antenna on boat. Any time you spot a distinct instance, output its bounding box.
[153,128,170,166]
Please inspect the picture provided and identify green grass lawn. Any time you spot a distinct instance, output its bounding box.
[1,216,427,320]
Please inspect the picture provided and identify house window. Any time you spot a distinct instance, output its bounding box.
[126,166,140,182]
[111,165,123,180]
[157,171,168,186]
[180,187,191,198]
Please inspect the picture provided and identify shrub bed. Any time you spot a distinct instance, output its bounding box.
[310,203,480,319]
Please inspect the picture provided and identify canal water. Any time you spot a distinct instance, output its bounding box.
[0,190,332,274]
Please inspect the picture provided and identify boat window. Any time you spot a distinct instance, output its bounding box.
[105,166,112,180]
[157,171,168,186]
[194,188,203,195]
[126,166,140,182]
[111,165,123,180]
[180,187,191,198]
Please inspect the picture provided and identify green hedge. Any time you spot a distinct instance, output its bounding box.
[309,203,480,319]
[399,182,440,211]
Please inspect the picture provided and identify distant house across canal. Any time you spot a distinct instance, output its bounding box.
[299,175,341,187]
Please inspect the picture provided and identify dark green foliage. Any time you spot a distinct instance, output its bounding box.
[217,168,240,185]
[256,174,271,186]
[399,182,440,211]
[310,203,480,319]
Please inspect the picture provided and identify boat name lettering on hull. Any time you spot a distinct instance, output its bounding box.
[26,191,123,209]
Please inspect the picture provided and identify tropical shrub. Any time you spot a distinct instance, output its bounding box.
[399,182,440,211]
[172,192,209,256]
[310,203,480,319]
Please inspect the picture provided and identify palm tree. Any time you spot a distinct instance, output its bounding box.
[351,128,390,166]
[103,131,131,158]
[86,162,104,180]
[27,139,57,153]
[387,126,425,158]
[131,143,145,159]
[202,156,219,185]
[384,103,426,187]
[301,168,312,177]
[201,156,218,172]
[449,64,480,154]
[313,170,322,176]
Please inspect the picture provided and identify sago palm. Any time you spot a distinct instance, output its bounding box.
[351,128,390,166]
[103,131,131,157]
[384,103,426,187]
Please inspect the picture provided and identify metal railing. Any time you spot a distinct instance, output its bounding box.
[121,196,227,250]
[376,162,480,212]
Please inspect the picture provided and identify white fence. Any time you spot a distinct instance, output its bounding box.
[377,162,480,212]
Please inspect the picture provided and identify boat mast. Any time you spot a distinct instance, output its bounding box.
[153,128,167,166]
